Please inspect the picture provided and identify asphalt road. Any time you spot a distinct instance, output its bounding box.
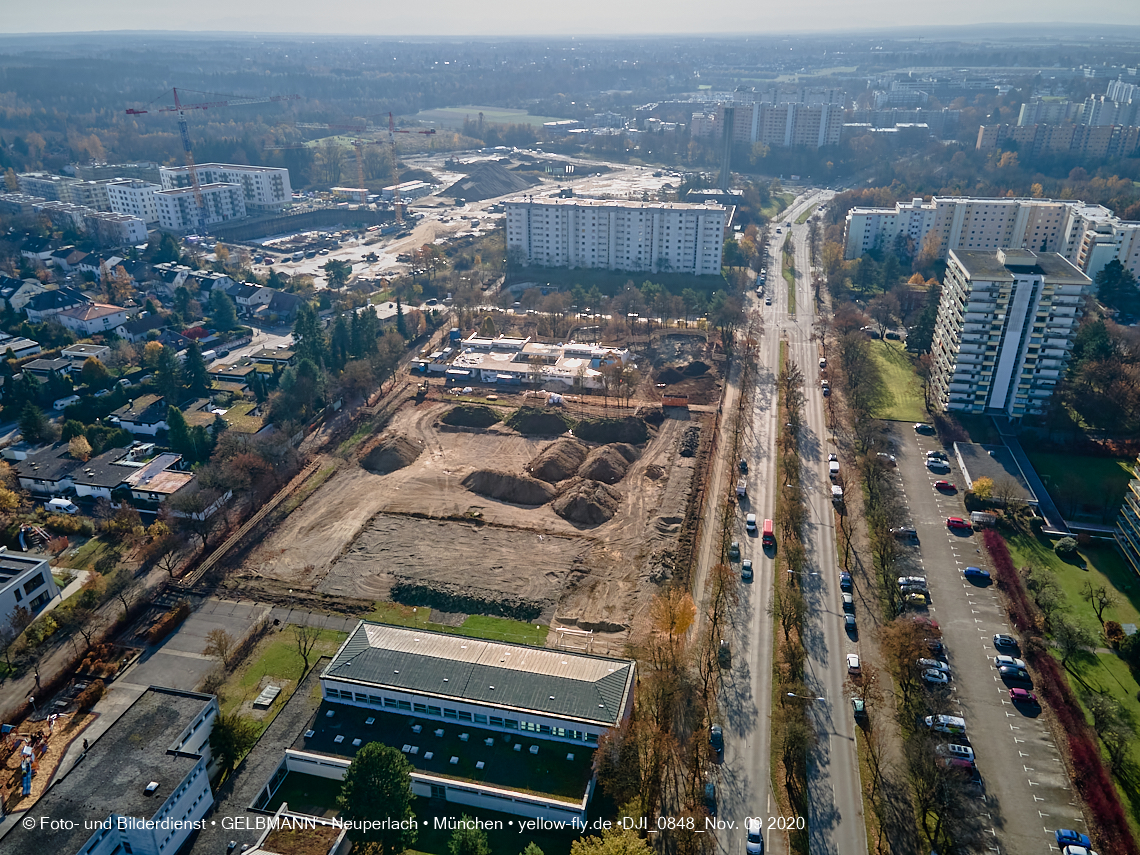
[887,424,1085,855]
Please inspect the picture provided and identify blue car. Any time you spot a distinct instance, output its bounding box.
[1055,830,1092,848]
[964,566,991,581]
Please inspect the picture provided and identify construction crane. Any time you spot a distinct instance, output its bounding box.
[265,137,382,199]
[126,87,300,232]
[388,113,436,223]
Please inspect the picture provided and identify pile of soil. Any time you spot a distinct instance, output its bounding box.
[583,444,638,485]
[504,407,574,436]
[441,404,502,428]
[361,436,422,474]
[576,416,649,445]
[683,360,710,376]
[638,406,665,426]
[655,366,685,385]
[461,469,557,506]
[528,437,589,483]
[680,425,701,457]
[444,163,539,202]
[553,479,622,525]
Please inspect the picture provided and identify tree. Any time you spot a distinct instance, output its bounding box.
[203,628,236,667]
[183,341,211,399]
[80,357,111,390]
[168,489,224,551]
[292,622,322,674]
[1094,259,1140,316]
[972,476,994,500]
[569,828,653,855]
[68,435,92,462]
[520,844,545,855]
[19,402,50,444]
[337,742,417,855]
[210,287,239,331]
[395,296,407,337]
[292,302,326,366]
[1052,614,1098,668]
[867,292,900,339]
[322,259,352,289]
[167,406,196,460]
[1081,580,1117,625]
[151,532,185,578]
[447,817,491,855]
[209,712,259,779]
[907,287,940,354]
[152,343,183,403]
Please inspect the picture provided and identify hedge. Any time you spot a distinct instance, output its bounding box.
[147,601,191,645]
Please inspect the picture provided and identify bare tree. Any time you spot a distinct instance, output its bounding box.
[991,476,1024,509]
[292,622,323,674]
[203,628,236,668]
[1081,580,1117,625]
[153,533,186,578]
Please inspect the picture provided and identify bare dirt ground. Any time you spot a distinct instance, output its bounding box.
[232,397,704,652]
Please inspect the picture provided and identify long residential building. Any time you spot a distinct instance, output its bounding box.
[505,197,726,275]
[1116,454,1140,577]
[690,101,844,149]
[930,249,1090,419]
[106,178,162,225]
[155,183,247,232]
[159,163,292,212]
[843,195,1140,282]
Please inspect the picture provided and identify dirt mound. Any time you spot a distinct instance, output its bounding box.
[655,366,685,384]
[680,425,701,457]
[361,436,422,474]
[553,479,622,525]
[441,404,501,428]
[683,360,710,376]
[579,445,633,484]
[528,437,589,483]
[504,407,574,436]
[461,469,557,506]
[444,162,539,202]
[638,406,665,426]
[575,416,649,445]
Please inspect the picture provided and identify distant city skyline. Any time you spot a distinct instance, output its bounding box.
[4,0,1140,36]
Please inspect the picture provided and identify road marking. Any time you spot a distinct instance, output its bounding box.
[1028,779,1040,786]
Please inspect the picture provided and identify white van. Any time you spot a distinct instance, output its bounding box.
[53,395,80,411]
[46,497,79,515]
[924,714,966,734]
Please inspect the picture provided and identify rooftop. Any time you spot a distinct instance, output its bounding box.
[113,393,167,425]
[294,702,593,802]
[122,453,192,495]
[324,621,634,728]
[57,302,126,322]
[0,551,49,588]
[506,196,725,212]
[954,442,1038,504]
[6,687,214,855]
[950,249,1091,285]
[156,182,243,196]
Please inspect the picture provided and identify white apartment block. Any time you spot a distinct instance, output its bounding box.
[0,549,59,630]
[155,183,247,232]
[84,211,148,246]
[691,102,843,149]
[843,196,1140,282]
[159,163,291,211]
[931,249,1090,419]
[505,197,726,275]
[16,173,109,210]
[106,178,161,225]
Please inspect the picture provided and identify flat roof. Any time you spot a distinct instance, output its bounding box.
[0,552,48,587]
[293,703,593,802]
[954,442,1037,504]
[949,249,1091,285]
[505,197,725,212]
[6,687,214,855]
[324,622,634,728]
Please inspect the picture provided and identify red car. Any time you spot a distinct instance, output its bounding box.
[934,480,957,492]
[1009,688,1038,705]
[947,517,971,531]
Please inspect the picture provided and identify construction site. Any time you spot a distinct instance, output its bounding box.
[221,330,723,653]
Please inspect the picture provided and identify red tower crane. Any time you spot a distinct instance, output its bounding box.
[126,87,299,232]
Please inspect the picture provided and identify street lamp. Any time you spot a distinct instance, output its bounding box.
[786,692,825,701]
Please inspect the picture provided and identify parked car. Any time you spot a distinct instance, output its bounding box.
[851,697,867,722]
[964,566,991,581]
[1010,688,1039,706]
[993,634,1019,651]
[709,724,724,755]
[746,514,757,533]
[999,665,1032,685]
[897,575,927,588]
[947,517,971,531]
[905,593,929,607]
[925,638,945,655]
[704,780,717,816]
[876,452,897,465]
[842,592,854,612]
[739,458,748,473]
[924,714,966,734]
[839,571,853,591]
[927,458,950,472]
[742,560,753,581]
[846,653,861,674]
[926,450,949,461]
[891,526,918,540]
[1055,830,1092,849]
[1061,847,1098,855]
[936,743,975,762]
[994,655,1027,669]
[923,669,949,685]
[844,614,857,632]
[918,658,950,673]
[914,423,936,435]
[819,357,827,369]
[900,584,928,597]
[934,480,957,492]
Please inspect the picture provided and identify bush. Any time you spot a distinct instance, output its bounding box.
[1106,620,1126,648]
[43,514,95,537]
[147,601,191,644]
[75,679,104,712]
[1055,536,1079,557]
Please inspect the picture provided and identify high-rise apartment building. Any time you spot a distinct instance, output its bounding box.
[690,98,844,149]
[154,183,247,232]
[843,196,1140,283]
[159,163,291,212]
[1115,454,1140,576]
[505,197,726,276]
[16,173,110,210]
[106,179,161,226]
[930,249,1090,419]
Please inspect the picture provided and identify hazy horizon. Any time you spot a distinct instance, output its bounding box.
[4,1,1140,37]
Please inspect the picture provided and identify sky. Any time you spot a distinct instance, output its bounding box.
[5,0,1140,36]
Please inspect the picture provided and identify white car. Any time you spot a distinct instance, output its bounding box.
[745,817,764,854]
[917,658,950,673]
[936,743,975,762]
[922,669,949,685]
[846,653,861,674]
[1062,847,1099,855]
[746,514,757,532]
[994,655,1027,669]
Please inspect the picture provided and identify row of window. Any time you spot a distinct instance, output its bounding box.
[325,688,598,742]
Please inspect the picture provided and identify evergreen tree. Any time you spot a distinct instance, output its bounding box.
[210,287,240,331]
[183,341,211,399]
[18,402,49,444]
[396,296,407,338]
[337,742,417,855]
[1095,259,1140,316]
[329,315,350,372]
[907,286,941,355]
[153,344,183,404]
[292,302,327,366]
[448,817,491,855]
[166,406,193,459]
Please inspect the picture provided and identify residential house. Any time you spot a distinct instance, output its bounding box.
[49,247,91,273]
[115,312,167,343]
[60,343,111,373]
[122,452,194,507]
[267,289,303,322]
[252,347,296,368]
[0,333,41,360]
[0,276,45,312]
[111,394,169,436]
[22,357,73,380]
[226,282,273,316]
[55,303,130,336]
[24,286,91,323]
[0,550,60,631]
[18,237,55,264]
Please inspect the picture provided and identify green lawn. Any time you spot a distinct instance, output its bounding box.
[506,264,728,299]
[795,203,818,225]
[761,193,796,220]
[954,414,1002,444]
[53,536,112,572]
[413,105,567,129]
[1007,532,1140,630]
[365,601,549,646]
[782,259,796,315]
[866,340,927,423]
[1026,451,1133,524]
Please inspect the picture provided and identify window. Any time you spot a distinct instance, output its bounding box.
[326,689,340,699]
[355,693,368,703]
[384,698,398,709]
[397,700,412,711]
[442,708,457,719]
[413,703,427,714]
[458,711,472,721]
[505,719,519,730]
[369,695,382,706]
[490,716,504,727]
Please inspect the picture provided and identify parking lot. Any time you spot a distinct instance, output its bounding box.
[885,423,1086,855]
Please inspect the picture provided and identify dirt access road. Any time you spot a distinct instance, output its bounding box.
[230,400,703,651]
